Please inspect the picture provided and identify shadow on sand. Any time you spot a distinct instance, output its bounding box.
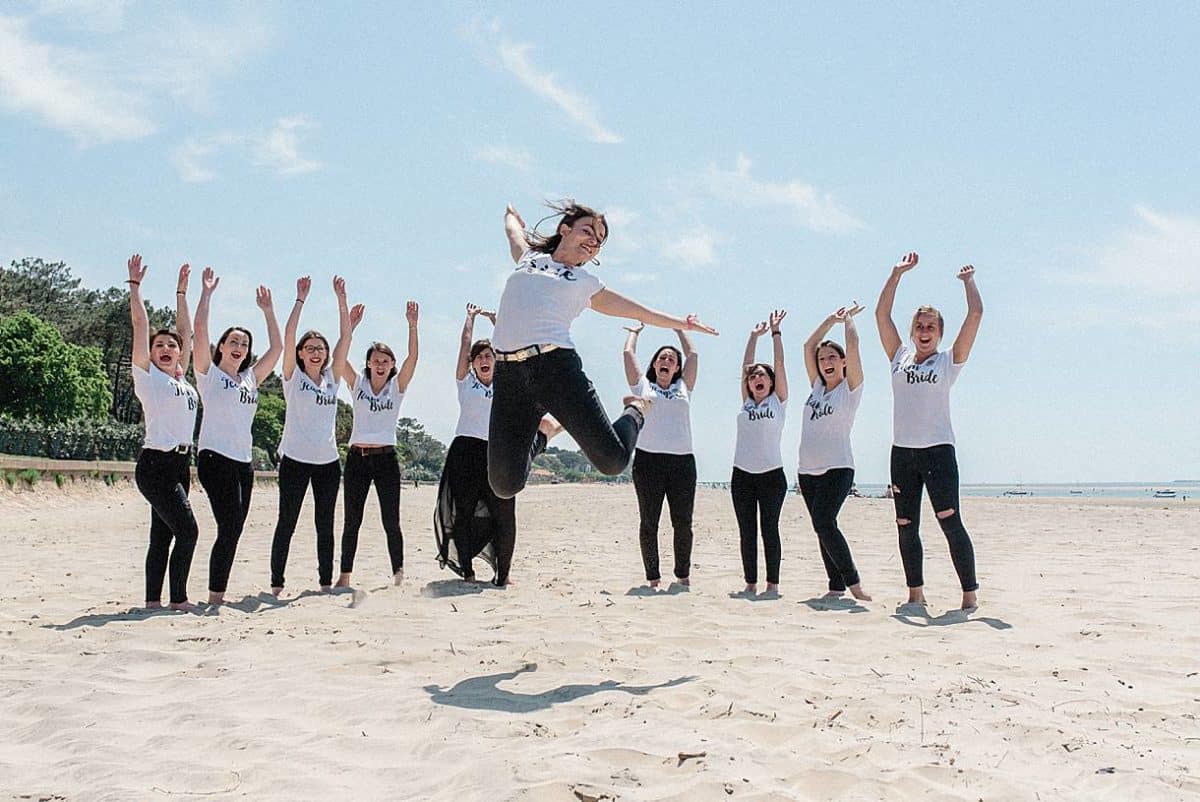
[624,583,690,597]
[890,602,1012,629]
[801,596,870,614]
[424,663,697,714]
[44,589,328,630]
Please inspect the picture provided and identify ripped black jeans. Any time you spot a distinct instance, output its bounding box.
[890,444,978,592]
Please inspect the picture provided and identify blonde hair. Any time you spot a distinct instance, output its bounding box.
[910,305,944,335]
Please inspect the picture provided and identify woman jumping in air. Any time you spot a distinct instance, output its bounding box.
[731,311,789,597]
[875,252,983,611]
[434,303,520,587]
[488,201,718,500]
[127,255,199,611]
[334,287,419,589]
[622,323,699,588]
[192,267,282,605]
[797,303,871,602]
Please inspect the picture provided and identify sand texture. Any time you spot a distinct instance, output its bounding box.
[1,482,1197,801]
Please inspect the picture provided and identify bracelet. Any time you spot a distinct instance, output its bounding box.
[176,291,186,295]
[295,299,305,304]
[125,280,140,285]
[771,331,781,337]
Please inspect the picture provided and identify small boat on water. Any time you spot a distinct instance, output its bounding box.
[1003,489,1032,497]
[1069,490,1084,495]
[1153,489,1177,499]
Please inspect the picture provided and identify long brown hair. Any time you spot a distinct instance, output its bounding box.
[363,341,398,380]
[526,200,608,260]
[815,340,846,387]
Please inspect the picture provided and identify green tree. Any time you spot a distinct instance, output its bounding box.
[396,416,447,481]
[0,311,111,421]
[252,392,287,464]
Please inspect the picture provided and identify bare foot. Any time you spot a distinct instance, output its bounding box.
[823,590,846,599]
[907,587,927,605]
[678,577,690,586]
[648,579,661,589]
[170,601,197,612]
[849,584,873,602]
[538,415,563,441]
[207,592,224,605]
[335,573,352,588]
[271,586,283,597]
[393,569,404,586]
[320,585,333,593]
[766,582,779,593]
[145,600,164,610]
[622,395,653,418]
[961,590,978,611]
[462,573,477,584]
[744,583,757,594]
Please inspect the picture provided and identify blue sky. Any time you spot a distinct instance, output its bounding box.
[2,1,1197,483]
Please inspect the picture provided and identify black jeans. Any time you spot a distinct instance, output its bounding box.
[270,456,342,588]
[197,449,254,594]
[890,444,978,592]
[632,450,696,582]
[135,448,199,604]
[730,466,788,585]
[488,348,641,499]
[436,436,517,585]
[340,449,404,575]
[796,468,860,592]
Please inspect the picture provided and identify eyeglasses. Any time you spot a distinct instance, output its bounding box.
[302,345,327,354]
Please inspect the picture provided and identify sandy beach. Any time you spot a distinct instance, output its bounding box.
[1,481,1196,801]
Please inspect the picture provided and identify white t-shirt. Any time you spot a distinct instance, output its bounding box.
[733,393,786,473]
[196,366,258,462]
[797,379,861,474]
[348,375,403,446]
[279,368,340,464]
[631,376,693,455]
[454,371,493,441]
[132,364,198,451]
[492,251,605,352]
[890,346,964,448]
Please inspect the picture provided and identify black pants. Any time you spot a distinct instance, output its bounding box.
[270,456,342,588]
[340,449,404,575]
[730,466,788,585]
[890,444,978,592]
[796,468,860,592]
[488,348,641,499]
[135,448,199,604]
[435,436,517,585]
[197,449,254,594]
[632,449,696,581]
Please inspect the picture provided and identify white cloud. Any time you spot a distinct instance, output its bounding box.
[659,227,718,267]
[496,39,622,144]
[704,154,864,233]
[0,14,152,143]
[474,144,534,171]
[1076,206,1200,296]
[173,117,320,182]
[35,0,132,33]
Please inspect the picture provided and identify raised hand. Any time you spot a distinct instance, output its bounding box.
[768,309,787,332]
[296,275,312,302]
[176,263,191,295]
[751,320,770,338]
[127,254,147,284]
[333,275,347,299]
[833,302,865,323]
[505,204,526,230]
[201,266,219,295]
[466,303,482,319]
[957,264,976,282]
[893,252,919,274]
[685,314,719,336]
[256,285,273,310]
[480,309,497,324]
[406,300,419,326]
[622,322,645,335]
[349,303,365,330]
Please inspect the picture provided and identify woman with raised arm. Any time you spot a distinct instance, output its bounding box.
[623,323,699,588]
[127,255,199,611]
[489,201,718,500]
[875,252,984,611]
[334,289,418,589]
[797,303,871,602]
[269,276,353,596]
[731,310,789,597]
[191,267,282,605]
[434,303,521,586]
